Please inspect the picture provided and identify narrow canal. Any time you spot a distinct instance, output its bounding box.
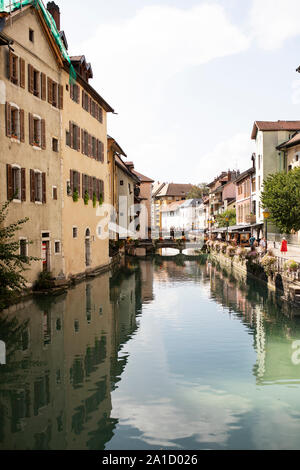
[1,258,300,450]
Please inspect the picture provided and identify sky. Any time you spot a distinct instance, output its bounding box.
[58,0,300,184]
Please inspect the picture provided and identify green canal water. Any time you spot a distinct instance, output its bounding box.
[1,258,300,450]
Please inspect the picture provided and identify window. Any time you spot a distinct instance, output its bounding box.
[47,78,62,108]
[70,170,81,197]
[52,81,58,107]
[70,83,80,103]
[120,180,124,186]
[10,52,18,85]
[30,170,46,203]
[20,239,27,257]
[92,137,97,158]
[11,107,20,139]
[68,122,80,151]
[54,241,61,254]
[42,232,50,239]
[12,167,21,200]
[5,104,24,142]
[128,183,132,194]
[33,69,40,97]
[52,186,57,200]
[73,227,78,238]
[34,172,42,202]
[66,130,70,147]
[33,117,41,146]
[52,138,58,152]
[7,165,25,201]
[29,29,34,42]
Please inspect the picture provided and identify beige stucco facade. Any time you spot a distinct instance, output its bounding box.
[0,5,114,284]
[0,7,64,284]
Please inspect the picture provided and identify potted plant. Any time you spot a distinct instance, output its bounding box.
[284,260,298,273]
[84,190,89,205]
[73,188,79,202]
[261,254,277,276]
[99,193,103,205]
[92,192,97,208]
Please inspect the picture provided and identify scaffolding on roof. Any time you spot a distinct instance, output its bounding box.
[0,0,76,82]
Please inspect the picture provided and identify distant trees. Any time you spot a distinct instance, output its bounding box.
[0,201,37,310]
[187,183,209,199]
[261,168,300,233]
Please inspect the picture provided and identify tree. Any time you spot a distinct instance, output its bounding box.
[187,183,209,199]
[215,209,236,227]
[0,201,38,310]
[261,168,300,233]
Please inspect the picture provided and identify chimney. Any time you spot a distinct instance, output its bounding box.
[227,170,231,182]
[47,2,60,31]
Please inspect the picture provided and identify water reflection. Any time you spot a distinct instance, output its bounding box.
[1,258,300,449]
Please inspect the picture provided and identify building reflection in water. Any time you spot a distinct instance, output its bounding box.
[0,261,149,450]
[207,260,300,386]
[1,257,300,449]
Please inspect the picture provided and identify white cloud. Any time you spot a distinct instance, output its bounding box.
[250,0,300,50]
[197,133,255,182]
[79,4,250,181]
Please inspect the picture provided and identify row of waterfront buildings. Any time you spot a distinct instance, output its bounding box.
[153,120,300,243]
[0,1,154,285]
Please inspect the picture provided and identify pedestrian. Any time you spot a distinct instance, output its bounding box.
[249,235,256,249]
[259,237,266,253]
[281,237,288,254]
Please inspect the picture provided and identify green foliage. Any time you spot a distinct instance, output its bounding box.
[84,190,89,205]
[215,209,236,227]
[73,188,79,202]
[99,193,103,205]
[186,183,209,199]
[33,271,53,291]
[0,201,38,310]
[261,168,300,233]
[92,192,97,208]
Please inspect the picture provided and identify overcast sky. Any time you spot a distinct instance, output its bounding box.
[59,0,300,184]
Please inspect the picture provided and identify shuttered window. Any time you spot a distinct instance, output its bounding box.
[5,103,25,142]
[7,165,26,201]
[30,170,46,203]
[19,58,25,88]
[9,51,19,85]
[41,73,46,100]
[70,170,81,197]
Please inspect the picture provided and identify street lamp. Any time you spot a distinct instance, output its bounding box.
[225,216,229,242]
[207,218,213,239]
[263,208,270,251]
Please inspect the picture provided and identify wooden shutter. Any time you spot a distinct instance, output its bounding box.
[88,96,91,113]
[69,121,73,149]
[21,168,26,201]
[42,173,46,204]
[81,129,84,154]
[19,109,25,142]
[88,176,93,199]
[100,180,104,201]
[41,73,46,100]
[77,172,81,196]
[6,164,13,200]
[82,174,85,198]
[28,64,33,93]
[19,58,25,88]
[101,141,104,162]
[47,77,53,104]
[5,102,11,137]
[76,86,80,104]
[58,85,63,109]
[41,119,46,149]
[99,106,103,123]
[82,90,85,108]
[28,113,34,145]
[8,49,12,80]
[76,126,80,151]
[70,83,73,100]
[88,134,92,157]
[70,170,74,193]
[30,169,35,202]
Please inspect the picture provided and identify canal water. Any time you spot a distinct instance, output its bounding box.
[1,258,300,450]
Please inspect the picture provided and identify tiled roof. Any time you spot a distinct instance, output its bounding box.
[156,183,193,197]
[251,121,300,139]
[160,200,186,213]
[235,167,255,183]
[131,169,154,183]
[277,132,300,150]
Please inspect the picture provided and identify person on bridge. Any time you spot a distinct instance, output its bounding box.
[281,237,288,254]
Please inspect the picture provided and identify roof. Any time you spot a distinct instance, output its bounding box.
[155,183,194,198]
[277,132,300,150]
[114,154,140,183]
[235,167,255,184]
[107,136,127,157]
[179,198,203,208]
[160,200,186,213]
[131,169,154,183]
[152,182,166,197]
[251,121,300,140]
